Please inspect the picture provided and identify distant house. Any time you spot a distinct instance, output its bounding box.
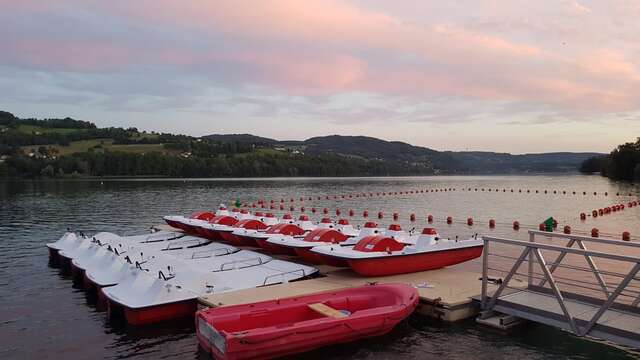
[274,146,286,152]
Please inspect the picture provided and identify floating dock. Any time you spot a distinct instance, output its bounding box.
[153,223,503,322]
[199,263,501,322]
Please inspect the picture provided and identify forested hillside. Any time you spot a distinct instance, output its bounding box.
[0,111,601,178]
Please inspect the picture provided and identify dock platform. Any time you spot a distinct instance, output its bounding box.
[199,267,497,322]
[154,224,495,322]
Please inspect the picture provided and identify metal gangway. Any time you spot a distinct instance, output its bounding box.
[479,230,640,349]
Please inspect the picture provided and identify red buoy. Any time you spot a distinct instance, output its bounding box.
[300,206,305,213]
[563,225,571,234]
[580,213,586,220]
[279,204,284,210]
[393,212,399,221]
[427,215,433,223]
[591,228,599,237]
[489,219,496,228]
[323,208,328,214]
[363,210,369,218]
[539,223,545,231]
[289,206,295,211]
[622,231,631,241]
[311,207,316,213]
[592,210,598,218]
[336,209,341,216]
[467,218,473,226]
[446,216,452,224]
[377,211,384,219]
[348,209,354,217]
[513,221,520,230]
[410,213,416,222]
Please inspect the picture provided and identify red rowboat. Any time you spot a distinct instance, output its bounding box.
[196,283,418,359]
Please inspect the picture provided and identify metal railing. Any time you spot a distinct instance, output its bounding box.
[480,230,640,339]
[212,257,270,272]
[190,247,239,259]
[261,268,308,286]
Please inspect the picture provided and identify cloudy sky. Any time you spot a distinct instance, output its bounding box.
[1,1,639,153]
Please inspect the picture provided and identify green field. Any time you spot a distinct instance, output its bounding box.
[21,138,174,156]
[16,124,87,135]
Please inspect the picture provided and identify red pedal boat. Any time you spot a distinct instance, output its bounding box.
[196,283,418,360]
[311,228,484,276]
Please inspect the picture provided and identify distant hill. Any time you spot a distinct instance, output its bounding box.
[202,134,279,145]
[1,110,604,178]
[201,133,601,174]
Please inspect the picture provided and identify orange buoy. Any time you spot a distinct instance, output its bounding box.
[410,213,416,222]
[377,211,384,219]
[427,214,433,223]
[363,210,369,218]
[580,213,586,220]
[513,221,520,230]
[591,228,599,237]
[467,218,473,226]
[563,225,571,234]
[446,216,452,224]
[622,231,631,241]
[489,219,496,228]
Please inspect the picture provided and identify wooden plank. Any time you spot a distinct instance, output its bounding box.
[308,303,348,318]
[198,278,350,307]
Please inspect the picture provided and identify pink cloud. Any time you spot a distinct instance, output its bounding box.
[3,0,640,113]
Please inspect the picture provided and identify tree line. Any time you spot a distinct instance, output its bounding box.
[580,138,640,181]
[0,150,437,178]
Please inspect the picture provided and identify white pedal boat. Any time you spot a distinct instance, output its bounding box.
[102,255,317,325]
[83,240,238,288]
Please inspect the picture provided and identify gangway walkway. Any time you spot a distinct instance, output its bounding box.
[479,230,640,349]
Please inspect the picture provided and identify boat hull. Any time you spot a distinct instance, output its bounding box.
[48,247,60,264]
[235,234,260,247]
[293,248,325,264]
[109,299,198,326]
[348,245,483,276]
[256,239,297,256]
[163,218,183,230]
[219,231,242,245]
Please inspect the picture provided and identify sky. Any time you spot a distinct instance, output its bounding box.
[1,0,639,154]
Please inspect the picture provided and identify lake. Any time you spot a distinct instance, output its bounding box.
[1,175,639,359]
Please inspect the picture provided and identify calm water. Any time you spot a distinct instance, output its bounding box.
[1,175,639,359]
